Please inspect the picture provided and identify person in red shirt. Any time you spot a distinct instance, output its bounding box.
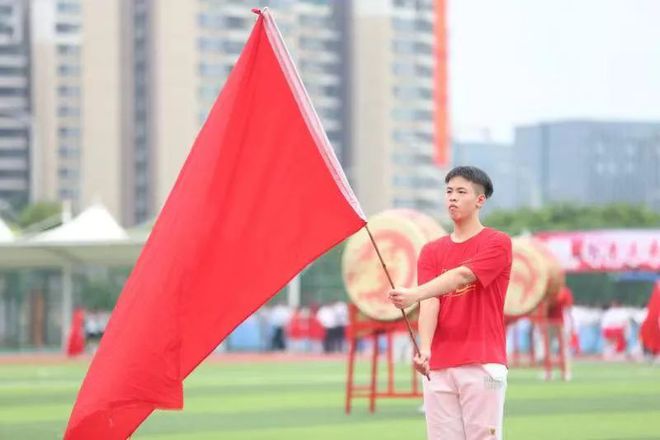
[547,286,575,380]
[389,166,512,440]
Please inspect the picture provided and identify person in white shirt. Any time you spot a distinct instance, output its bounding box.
[268,303,291,351]
[601,301,630,360]
[316,303,337,353]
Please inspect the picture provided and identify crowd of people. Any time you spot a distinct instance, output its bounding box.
[262,301,349,354]
[508,300,658,364]
[67,289,660,365]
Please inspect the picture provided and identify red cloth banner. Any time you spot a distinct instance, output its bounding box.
[64,10,365,439]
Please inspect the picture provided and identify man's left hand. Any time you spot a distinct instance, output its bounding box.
[388,287,421,309]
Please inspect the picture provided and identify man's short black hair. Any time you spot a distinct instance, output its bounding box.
[445,166,494,198]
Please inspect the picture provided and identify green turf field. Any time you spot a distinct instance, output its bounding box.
[1,359,659,439]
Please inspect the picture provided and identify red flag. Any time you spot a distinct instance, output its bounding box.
[64,9,365,439]
[66,308,85,357]
[641,281,660,355]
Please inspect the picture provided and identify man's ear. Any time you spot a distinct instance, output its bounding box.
[476,193,486,208]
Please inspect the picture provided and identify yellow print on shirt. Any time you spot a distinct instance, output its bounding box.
[442,263,477,298]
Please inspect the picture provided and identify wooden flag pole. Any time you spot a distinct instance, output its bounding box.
[365,224,430,381]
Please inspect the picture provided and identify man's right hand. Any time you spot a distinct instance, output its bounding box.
[413,350,430,376]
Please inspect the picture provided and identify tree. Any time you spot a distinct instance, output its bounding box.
[484,202,660,235]
[16,201,62,230]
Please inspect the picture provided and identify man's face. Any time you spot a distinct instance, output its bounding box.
[445,176,486,222]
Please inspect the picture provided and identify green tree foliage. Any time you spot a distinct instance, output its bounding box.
[16,201,62,229]
[300,241,347,305]
[484,202,660,235]
[78,269,130,311]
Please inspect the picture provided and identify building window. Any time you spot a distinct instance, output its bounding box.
[0,149,26,158]
[0,66,26,75]
[57,85,80,97]
[57,64,80,76]
[415,64,433,77]
[199,63,229,78]
[0,129,25,137]
[0,46,22,55]
[300,15,328,28]
[58,145,79,158]
[415,110,433,120]
[59,187,79,200]
[57,2,81,14]
[0,88,27,97]
[198,13,224,29]
[57,44,80,56]
[58,127,80,137]
[393,86,433,100]
[299,60,338,75]
[58,168,79,179]
[198,85,220,100]
[392,108,416,122]
[58,106,80,117]
[0,170,27,178]
[0,24,13,38]
[300,38,337,52]
[415,19,434,32]
[414,42,433,55]
[198,37,243,53]
[225,16,246,29]
[392,62,415,76]
[56,23,81,34]
[392,40,415,54]
[392,18,415,32]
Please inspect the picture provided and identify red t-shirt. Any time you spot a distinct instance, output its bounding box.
[418,227,512,370]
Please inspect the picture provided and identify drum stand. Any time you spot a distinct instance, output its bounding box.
[345,304,422,414]
[509,305,568,380]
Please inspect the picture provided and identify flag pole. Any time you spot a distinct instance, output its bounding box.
[364,225,430,381]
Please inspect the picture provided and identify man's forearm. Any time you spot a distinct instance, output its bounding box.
[418,298,439,353]
[416,266,476,302]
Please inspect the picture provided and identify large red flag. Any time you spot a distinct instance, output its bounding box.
[64,9,365,439]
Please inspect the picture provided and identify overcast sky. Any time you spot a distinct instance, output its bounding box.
[448,0,660,141]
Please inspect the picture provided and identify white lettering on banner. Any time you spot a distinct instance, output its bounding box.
[535,230,660,272]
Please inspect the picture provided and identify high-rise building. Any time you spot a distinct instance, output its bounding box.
[265,0,347,168]
[514,120,660,211]
[0,0,30,210]
[452,141,517,214]
[18,0,449,225]
[349,0,446,219]
[30,0,83,209]
[73,0,346,226]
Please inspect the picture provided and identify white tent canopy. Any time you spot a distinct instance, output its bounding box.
[0,203,144,268]
[0,217,13,243]
[32,203,128,243]
[0,203,146,349]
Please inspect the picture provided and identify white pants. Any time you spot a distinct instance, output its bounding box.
[423,364,507,440]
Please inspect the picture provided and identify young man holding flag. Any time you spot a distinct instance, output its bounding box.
[389,166,512,440]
